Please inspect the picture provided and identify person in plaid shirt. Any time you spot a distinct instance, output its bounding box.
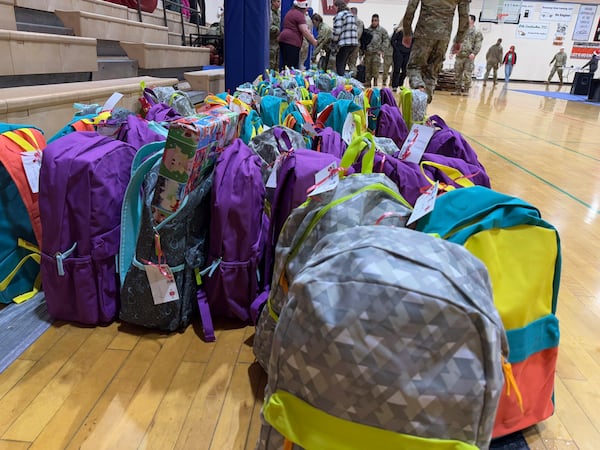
[331,0,359,76]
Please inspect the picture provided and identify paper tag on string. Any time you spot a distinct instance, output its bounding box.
[397,124,435,163]
[266,156,283,188]
[102,92,123,111]
[308,162,339,197]
[21,150,42,193]
[407,182,438,226]
[145,264,180,305]
[341,113,357,145]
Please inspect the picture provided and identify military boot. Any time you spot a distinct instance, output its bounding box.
[461,88,470,96]
[451,87,462,96]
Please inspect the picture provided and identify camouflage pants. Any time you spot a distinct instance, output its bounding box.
[382,54,393,86]
[269,42,279,70]
[484,62,499,83]
[347,46,360,74]
[548,65,563,83]
[364,52,381,87]
[407,37,449,103]
[454,56,474,90]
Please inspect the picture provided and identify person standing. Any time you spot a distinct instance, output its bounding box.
[299,8,314,70]
[278,0,317,69]
[483,38,503,86]
[391,24,411,90]
[311,13,333,70]
[346,7,364,76]
[452,14,483,96]
[382,32,394,87]
[503,45,517,82]
[402,0,470,103]
[363,14,389,88]
[331,0,358,76]
[546,48,567,85]
[581,50,599,76]
[269,0,281,70]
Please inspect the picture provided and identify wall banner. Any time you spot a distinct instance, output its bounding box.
[573,5,597,41]
[540,4,575,22]
[516,22,550,39]
[571,41,600,59]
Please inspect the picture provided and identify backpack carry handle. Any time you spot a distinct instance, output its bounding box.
[428,114,448,129]
[341,132,375,174]
[272,127,295,152]
[420,161,476,189]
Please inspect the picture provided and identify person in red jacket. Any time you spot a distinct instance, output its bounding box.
[503,45,517,83]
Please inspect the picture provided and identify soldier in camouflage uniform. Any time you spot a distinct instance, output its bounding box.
[347,7,364,76]
[382,33,394,86]
[364,14,389,87]
[311,13,334,70]
[483,38,503,86]
[270,0,281,70]
[546,48,567,85]
[452,14,483,96]
[402,0,470,103]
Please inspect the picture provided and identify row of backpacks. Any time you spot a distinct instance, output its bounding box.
[0,67,561,448]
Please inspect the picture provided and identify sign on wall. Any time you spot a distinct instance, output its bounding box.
[571,41,600,58]
[516,22,550,39]
[539,3,575,22]
[572,5,597,41]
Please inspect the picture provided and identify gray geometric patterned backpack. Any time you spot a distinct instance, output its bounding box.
[257,226,507,450]
[253,171,413,370]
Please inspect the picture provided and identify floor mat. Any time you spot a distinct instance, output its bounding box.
[0,293,53,373]
[490,431,530,449]
[511,88,600,105]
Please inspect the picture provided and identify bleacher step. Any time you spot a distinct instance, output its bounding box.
[0,76,179,136]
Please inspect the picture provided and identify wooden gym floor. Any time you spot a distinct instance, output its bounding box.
[0,80,599,450]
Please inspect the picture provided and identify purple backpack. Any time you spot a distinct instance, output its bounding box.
[375,103,409,147]
[39,132,136,324]
[252,136,340,322]
[197,139,268,341]
[380,87,398,107]
[116,114,165,149]
[353,151,428,206]
[425,115,487,171]
[312,127,347,159]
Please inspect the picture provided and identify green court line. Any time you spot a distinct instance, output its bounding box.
[464,133,600,214]
[469,112,600,162]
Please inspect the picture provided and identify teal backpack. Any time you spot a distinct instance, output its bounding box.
[0,123,46,303]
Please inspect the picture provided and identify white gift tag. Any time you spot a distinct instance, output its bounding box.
[308,162,339,197]
[407,182,438,226]
[266,156,283,188]
[145,264,180,305]
[21,151,42,194]
[397,124,435,164]
[102,92,123,111]
[341,113,357,145]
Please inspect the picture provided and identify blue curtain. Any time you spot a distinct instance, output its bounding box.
[224,0,270,91]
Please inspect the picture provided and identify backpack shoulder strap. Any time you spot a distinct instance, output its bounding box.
[119,147,165,285]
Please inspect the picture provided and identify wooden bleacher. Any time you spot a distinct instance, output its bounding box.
[0,0,221,133]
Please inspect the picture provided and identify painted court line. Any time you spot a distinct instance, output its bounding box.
[469,112,600,163]
[464,133,600,215]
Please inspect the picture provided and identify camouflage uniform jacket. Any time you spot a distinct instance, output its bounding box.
[365,25,389,53]
[486,43,503,65]
[457,27,483,58]
[550,52,567,67]
[314,22,333,56]
[270,7,280,41]
[402,0,469,43]
[356,18,364,40]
